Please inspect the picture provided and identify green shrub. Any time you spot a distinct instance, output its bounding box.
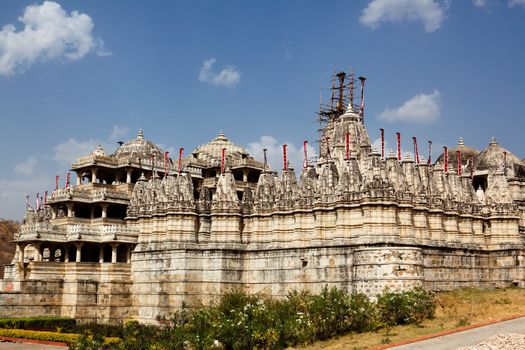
[0,328,120,348]
[377,286,435,327]
[0,316,76,332]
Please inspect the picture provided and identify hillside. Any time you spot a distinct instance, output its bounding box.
[0,220,18,278]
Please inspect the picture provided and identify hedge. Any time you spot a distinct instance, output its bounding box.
[0,328,120,347]
[0,317,76,332]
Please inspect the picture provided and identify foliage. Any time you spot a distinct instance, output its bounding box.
[0,316,76,332]
[0,328,120,348]
[67,286,435,350]
[377,286,435,327]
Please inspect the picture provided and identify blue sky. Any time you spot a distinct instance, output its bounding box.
[1,0,524,219]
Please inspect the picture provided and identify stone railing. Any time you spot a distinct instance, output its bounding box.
[91,188,130,201]
[64,224,138,242]
[72,154,118,169]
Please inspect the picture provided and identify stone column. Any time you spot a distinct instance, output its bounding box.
[75,243,83,263]
[91,168,98,183]
[126,170,132,184]
[99,246,104,263]
[111,244,118,263]
[76,171,82,186]
[90,206,95,219]
[101,204,108,219]
[66,203,74,218]
[126,245,132,263]
[34,244,43,262]
[64,246,69,262]
[17,244,27,263]
[243,169,248,182]
[51,207,57,219]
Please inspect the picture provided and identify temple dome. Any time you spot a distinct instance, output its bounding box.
[190,131,250,168]
[113,129,164,160]
[474,137,525,178]
[435,137,480,168]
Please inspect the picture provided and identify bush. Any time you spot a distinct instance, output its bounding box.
[377,286,435,327]
[0,316,76,332]
[66,287,436,350]
[0,328,120,348]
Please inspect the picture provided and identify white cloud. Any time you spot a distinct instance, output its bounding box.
[509,0,525,7]
[0,1,109,76]
[109,125,129,141]
[378,90,441,123]
[246,136,317,173]
[473,0,488,7]
[359,0,447,32]
[53,138,99,165]
[198,58,241,87]
[14,156,38,176]
[0,176,51,220]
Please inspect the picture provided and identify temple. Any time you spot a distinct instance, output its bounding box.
[1,71,524,324]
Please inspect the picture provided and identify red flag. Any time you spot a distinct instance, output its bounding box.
[303,141,308,168]
[396,132,401,161]
[412,137,420,165]
[457,149,462,176]
[55,175,59,190]
[380,128,385,160]
[444,146,449,173]
[178,148,184,175]
[65,172,70,188]
[221,148,226,175]
[345,132,350,160]
[283,144,288,171]
[163,151,169,178]
[428,141,433,165]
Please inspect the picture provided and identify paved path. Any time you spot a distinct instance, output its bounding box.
[0,340,66,349]
[390,316,525,350]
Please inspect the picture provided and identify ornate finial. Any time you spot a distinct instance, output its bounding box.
[138,172,146,181]
[387,148,396,159]
[490,136,497,145]
[137,129,144,139]
[458,137,465,146]
[215,130,228,142]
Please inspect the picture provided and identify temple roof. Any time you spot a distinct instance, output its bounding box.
[189,131,252,168]
[474,137,525,178]
[435,137,480,168]
[113,129,164,161]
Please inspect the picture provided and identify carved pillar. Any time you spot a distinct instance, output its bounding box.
[66,203,74,218]
[126,245,132,263]
[99,246,104,263]
[34,244,43,262]
[75,243,83,263]
[17,244,27,263]
[64,246,69,262]
[51,206,57,219]
[101,204,108,219]
[111,244,118,263]
[91,168,98,183]
[126,170,132,184]
[76,171,82,186]
[243,169,248,183]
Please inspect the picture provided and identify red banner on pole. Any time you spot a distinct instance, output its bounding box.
[283,144,288,171]
[396,132,401,161]
[221,148,226,175]
[303,141,308,168]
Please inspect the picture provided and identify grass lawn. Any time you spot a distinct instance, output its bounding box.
[292,287,525,350]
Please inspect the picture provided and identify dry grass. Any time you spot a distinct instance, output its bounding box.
[294,287,525,350]
[0,219,18,278]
